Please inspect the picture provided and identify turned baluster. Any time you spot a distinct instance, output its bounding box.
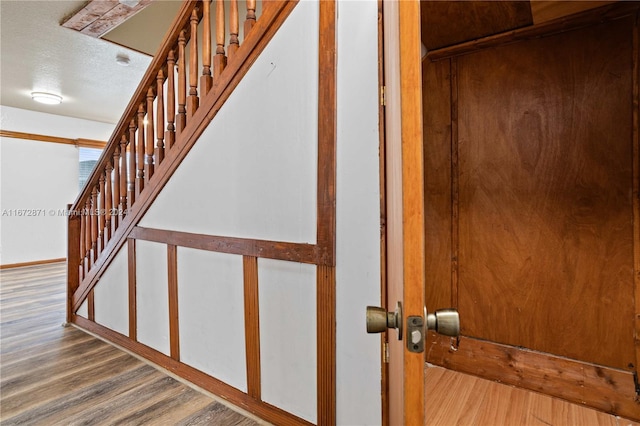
[113,146,121,231]
[98,173,105,254]
[146,87,155,182]
[214,0,227,78]
[201,0,213,94]
[128,119,137,206]
[187,10,199,117]
[156,69,165,164]
[245,0,256,35]
[105,162,113,244]
[229,0,239,58]
[137,104,146,195]
[79,204,85,276]
[84,199,91,271]
[91,186,98,262]
[177,30,187,133]
[119,135,128,219]
[166,50,176,149]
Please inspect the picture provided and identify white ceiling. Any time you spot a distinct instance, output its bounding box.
[0,0,180,125]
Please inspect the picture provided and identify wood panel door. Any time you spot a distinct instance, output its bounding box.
[422,10,640,420]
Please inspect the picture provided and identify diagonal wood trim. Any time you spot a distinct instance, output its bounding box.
[243,256,261,400]
[73,316,313,426]
[426,335,640,421]
[0,130,107,149]
[129,226,321,265]
[317,264,336,425]
[71,1,300,314]
[317,0,337,268]
[128,238,137,341]
[168,244,180,361]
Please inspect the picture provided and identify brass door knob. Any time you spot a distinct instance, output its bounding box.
[426,308,460,337]
[366,301,403,340]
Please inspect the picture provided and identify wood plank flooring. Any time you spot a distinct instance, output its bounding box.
[426,365,640,426]
[0,262,262,425]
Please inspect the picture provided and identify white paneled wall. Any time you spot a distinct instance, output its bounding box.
[94,246,129,336]
[136,240,170,355]
[259,258,317,424]
[177,247,247,392]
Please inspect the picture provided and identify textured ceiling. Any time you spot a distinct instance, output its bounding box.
[0,1,179,124]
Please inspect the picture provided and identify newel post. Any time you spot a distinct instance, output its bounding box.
[67,203,81,324]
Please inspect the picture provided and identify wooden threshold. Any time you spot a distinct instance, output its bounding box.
[426,335,640,421]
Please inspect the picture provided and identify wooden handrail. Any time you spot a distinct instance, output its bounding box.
[69,0,278,309]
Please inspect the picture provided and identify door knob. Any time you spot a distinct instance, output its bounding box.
[426,308,460,337]
[366,301,403,340]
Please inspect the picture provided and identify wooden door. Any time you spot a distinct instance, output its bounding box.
[383,0,427,424]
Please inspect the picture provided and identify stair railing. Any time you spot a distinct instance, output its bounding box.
[67,0,263,304]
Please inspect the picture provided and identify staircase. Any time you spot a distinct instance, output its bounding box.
[67,0,297,318]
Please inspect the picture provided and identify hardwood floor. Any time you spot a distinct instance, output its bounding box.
[426,365,640,426]
[0,262,263,425]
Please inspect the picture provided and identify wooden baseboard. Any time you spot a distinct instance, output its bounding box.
[0,258,66,270]
[426,335,640,421]
[73,316,313,426]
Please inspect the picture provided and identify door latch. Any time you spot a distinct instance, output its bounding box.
[407,308,460,353]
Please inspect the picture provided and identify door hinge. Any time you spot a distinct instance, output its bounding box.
[380,85,386,107]
[383,341,389,363]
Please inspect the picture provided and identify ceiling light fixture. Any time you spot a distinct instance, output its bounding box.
[31,92,62,105]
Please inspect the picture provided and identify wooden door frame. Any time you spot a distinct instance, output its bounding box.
[382,0,426,424]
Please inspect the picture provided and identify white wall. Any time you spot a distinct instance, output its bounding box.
[335,1,382,424]
[0,106,114,265]
[94,246,129,336]
[178,247,247,392]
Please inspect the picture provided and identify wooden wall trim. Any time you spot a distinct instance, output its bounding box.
[127,238,137,341]
[243,256,261,400]
[377,0,389,424]
[633,11,640,386]
[426,335,640,421]
[0,130,106,149]
[427,2,640,61]
[167,244,180,361]
[129,226,321,265]
[87,289,95,322]
[317,0,337,267]
[317,264,336,426]
[0,258,66,270]
[73,316,313,426]
[316,1,337,423]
